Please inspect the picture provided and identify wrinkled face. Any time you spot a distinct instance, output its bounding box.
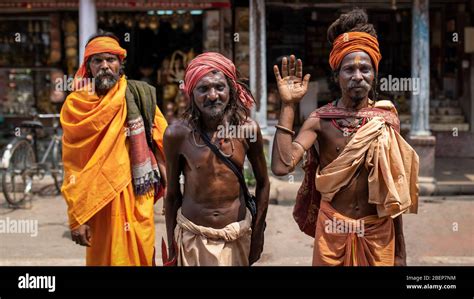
[192,71,230,121]
[88,52,121,93]
[337,51,374,105]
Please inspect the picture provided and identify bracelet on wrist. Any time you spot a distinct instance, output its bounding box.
[275,124,295,136]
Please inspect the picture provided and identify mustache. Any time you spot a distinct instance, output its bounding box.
[347,81,371,90]
[95,70,116,78]
[203,100,224,107]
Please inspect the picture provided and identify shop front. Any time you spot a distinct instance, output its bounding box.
[0,0,241,148]
[0,11,70,147]
[264,0,474,159]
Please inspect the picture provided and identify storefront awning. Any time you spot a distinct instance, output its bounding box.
[0,0,230,12]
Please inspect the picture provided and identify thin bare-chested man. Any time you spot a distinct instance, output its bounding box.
[271,9,419,266]
[164,52,270,266]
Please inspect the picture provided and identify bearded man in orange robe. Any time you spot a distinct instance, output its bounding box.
[60,32,167,266]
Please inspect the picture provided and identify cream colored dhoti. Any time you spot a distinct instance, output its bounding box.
[174,208,252,266]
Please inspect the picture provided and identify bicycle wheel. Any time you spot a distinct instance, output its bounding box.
[51,136,64,194]
[1,138,36,206]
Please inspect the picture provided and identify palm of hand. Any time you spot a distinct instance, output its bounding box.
[273,55,311,104]
[277,75,307,103]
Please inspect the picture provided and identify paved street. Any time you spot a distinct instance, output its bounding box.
[0,179,473,266]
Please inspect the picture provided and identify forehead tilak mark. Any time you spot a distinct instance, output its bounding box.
[354,55,361,66]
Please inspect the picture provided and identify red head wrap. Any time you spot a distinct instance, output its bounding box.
[184,52,254,108]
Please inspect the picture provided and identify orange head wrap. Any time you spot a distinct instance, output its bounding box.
[74,36,126,89]
[329,32,382,73]
[183,52,254,109]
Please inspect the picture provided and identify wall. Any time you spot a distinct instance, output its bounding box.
[434,132,474,158]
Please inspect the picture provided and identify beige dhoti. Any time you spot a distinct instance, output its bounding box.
[174,208,252,266]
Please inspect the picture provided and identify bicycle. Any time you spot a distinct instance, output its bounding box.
[1,113,63,207]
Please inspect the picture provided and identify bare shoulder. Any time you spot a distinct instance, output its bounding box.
[164,119,192,143]
[240,117,260,132]
[235,117,261,149]
[241,117,261,140]
[301,115,322,133]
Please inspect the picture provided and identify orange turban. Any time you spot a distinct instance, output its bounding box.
[329,32,382,73]
[184,52,254,108]
[74,36,126,89]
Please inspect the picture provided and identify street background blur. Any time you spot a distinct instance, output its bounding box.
[0,0,473,265]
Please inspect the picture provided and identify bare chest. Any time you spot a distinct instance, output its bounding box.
[316,118,362,168]
[181,132,248,175]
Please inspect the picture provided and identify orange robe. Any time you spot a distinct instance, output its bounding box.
[313,112,418,266]
[313,201,395,266]
[60,76,167,266]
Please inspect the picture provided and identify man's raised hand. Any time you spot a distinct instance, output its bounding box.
[273,54,311,105]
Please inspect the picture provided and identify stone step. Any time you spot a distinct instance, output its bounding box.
[430,115,465,123]
[430,99,461,108]
[399,115,465,123]
[433,107,463,115]
[268,176,299,205]
[430,123,469,131]
[400,123,470,131]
